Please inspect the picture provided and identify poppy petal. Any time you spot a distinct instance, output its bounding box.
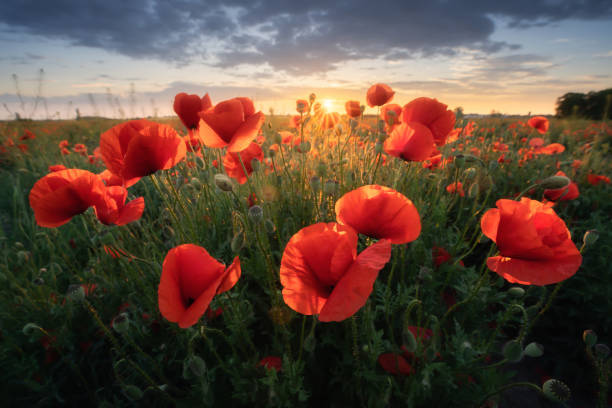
[216,256,241,295]
[227,111,266,153]
[480,208,500,241]
[114,197,145,226]
[487,252,581,286]
[197,118,228,148]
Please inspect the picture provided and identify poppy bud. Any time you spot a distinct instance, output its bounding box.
[402,327,418,352]
[123,385,143,401]
[264,219,276,233]
[214,174,234,192]
[190,177,202,189]
[183,355,207,379]
[523,342,543,357]
[268,148,276,158]
[268,305,293,326]
[542,379,570,403]
[231,230,245,252]
[375,142,383,154]
[468,183,479,198]
[507,287,525,298]
[22,322,42,337]
[309,93,316,103]
[273,132,283,145]
[502,340,523,362]
[303,333,316,352]
[112,313,130,334]
[582,230,598,248]
[14,242,24,249]
[454,156,466,168]
[66,284,85,302]
[594,343,610,359]
[298,141,311,153]
[251,158,261,172]
[323,179,339,195]
[248,205,264,223]
[17,250,30,263]
[310,176,321,191]
[538,175,570,190]
[582,329,597,347]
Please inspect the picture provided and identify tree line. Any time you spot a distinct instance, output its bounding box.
[556,88,612,120]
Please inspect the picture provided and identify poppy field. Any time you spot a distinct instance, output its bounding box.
[1,87,611,407]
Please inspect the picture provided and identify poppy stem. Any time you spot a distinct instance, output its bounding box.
[297,315,307,362]
[523,282,564,341]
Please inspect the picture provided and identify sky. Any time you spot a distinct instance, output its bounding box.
[0,0,611,120]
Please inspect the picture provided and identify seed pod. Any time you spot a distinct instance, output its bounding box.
[123,385,143,401]
[214,174,234,192]
[231,230,245,253]
[298,141,311,153]
[183,355,207,379]
[190,177,202,189]
[248,205,264,223]
[542,379,571,403]
[112,313,130,334]
[402,327,418,352]
[502,340,523,362]
[66,284,85,302]
[523,342,544,358]
[323,179,339,195]
[463,167,477,180]
[507,287,525,298]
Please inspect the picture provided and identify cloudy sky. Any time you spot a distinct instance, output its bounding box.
[1,0,611,119]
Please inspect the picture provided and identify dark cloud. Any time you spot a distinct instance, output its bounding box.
[0,0,611,74]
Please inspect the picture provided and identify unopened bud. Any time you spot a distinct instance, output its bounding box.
[323,179,339,195]
[273,132,283,145]
[594,343,610,359]
[298,141,311,153]
[214,174,234,192]
[66,284,85,301]
[464,167,477,180]
[251,158,261,172]
[231,230,245,252]
[190,177,202,189]
[310,176,321,191]
[316,162,327,177]
[375,142,383,154]
[22,322,42,337]
[454,156,465,168]
[538,175,570,190]
[502,340,523,362]
[582,329,597,347]
[402,327,418,352]
[184,355,207,379]
[523,342,543,357]
[303,334,317,353]
[112,313,130,334]
[264,219,276,233]
[507,287,525,298]
[309,93,316,104]
[582,230,598,248]
[123,385,143,401]
[468,183,479,198]
[248,205,263,223]
[542,379,571,403]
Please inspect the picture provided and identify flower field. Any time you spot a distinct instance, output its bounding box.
[0,87,611,407]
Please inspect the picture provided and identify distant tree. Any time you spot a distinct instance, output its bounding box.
[454,106,464,120]
[556,88,612,120]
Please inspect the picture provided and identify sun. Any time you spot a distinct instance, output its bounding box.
[322,99,333,111]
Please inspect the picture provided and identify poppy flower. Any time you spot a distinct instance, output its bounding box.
[527,116,549,134]
[446,182,465,197]
[587,174,611,186]
[401,97,455,146]
[529,137,544,148]
[99,119,186,185]
[222,142,264,184]
[480,198,582,285]
[59,140,69,149]
[198,97,265,153]
[173,92,212,130]
[29,169,106,228]
[381,103,402,128]
[158,244,241,328]
[335,185,421,244]
[258,356,282,372]
[366,83,395,107]
[432,246,464,267]
[384,122,435,162]
[288,115,302,129]
[543,171,579,201]
[345,100,361,118]
[98,169,140,188]
[536,143,565,155]
[93,186,144,226]
[73,143,87,155]
[378,353,413,376]
[20,130,35,140]
[280,223,391,322]
[296,99,309,114]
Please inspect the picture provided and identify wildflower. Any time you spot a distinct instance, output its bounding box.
[296,99,309,114]
[446,182,465,197]
[587,174,610,186]
[158,244,241,328]
[480,198,582,285]
[222,142,264,184]
[366,83,395,107]
[198,97,265,153]
[401,97,455,146]
[280,222,391,322]
[383,122,434,162]
[173,92,212,130]
[378,353,413,376]
[48,164,67,172]
[258,356,282,372]
[93,186,145,226]
[335,185,421,244]
[345,100,361,118]
[527,116,549,134]
[543,171,579,201]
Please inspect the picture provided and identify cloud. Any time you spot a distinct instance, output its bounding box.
[1,1,611,74]
[593,50,612,57]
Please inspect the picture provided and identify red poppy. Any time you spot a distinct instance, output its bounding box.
[173,92,212,130]
[296,99,309,114]
[59,140,69,149]
[345,100,361,118]
[527,116,549,134]
[528,137,544,148]
[98,169,140,188]
[480,198,582,285]
[258,356,282,372]
[73,143,87,155]
[432,246,464,267]
[366,83,395,107]
[280,223,391,322]
[29,169,106,228]
[17,144,28,153]
[401,97,455,146]
[383,122,435,162]
[446,182,465,197]
[222,142,264,184]
[20,130,35,140]
[378,353,413,376]
[587,174,611,185]
[48,164,67,172]
[335,185,421,244]
[93,186,144,226]
[536,143,565,155]
[288,115,302,129]
[198,97,265,153]
[99,119,186,185]
[543,171,579,201]
[158,244,241,328]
